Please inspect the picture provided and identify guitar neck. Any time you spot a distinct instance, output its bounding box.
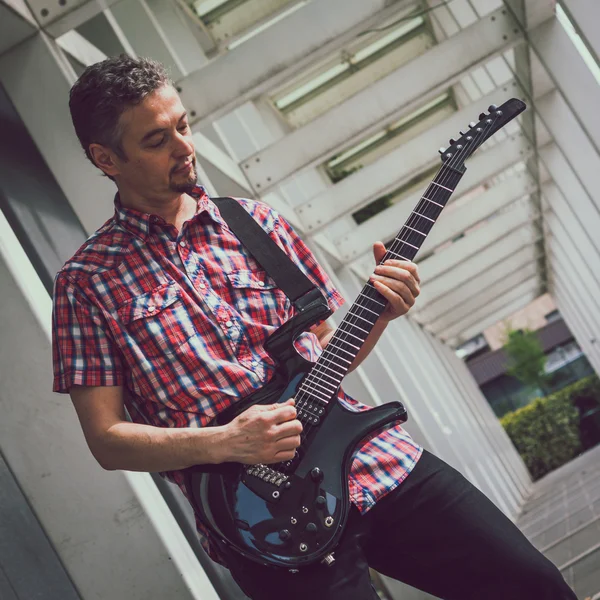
[301,166,465,403]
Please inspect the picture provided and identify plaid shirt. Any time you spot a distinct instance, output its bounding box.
[52,187,422,561]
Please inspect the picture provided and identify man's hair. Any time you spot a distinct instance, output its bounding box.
[69,54,172,176]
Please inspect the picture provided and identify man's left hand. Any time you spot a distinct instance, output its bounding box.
[369,241,420,323]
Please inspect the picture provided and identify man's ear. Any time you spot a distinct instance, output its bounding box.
[88,143,120,178]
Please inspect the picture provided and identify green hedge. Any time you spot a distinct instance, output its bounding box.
[500,375,600,480]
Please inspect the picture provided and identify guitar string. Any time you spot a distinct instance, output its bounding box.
[280,114,499,472]
[295,117,497,415]
[291,115,497,444]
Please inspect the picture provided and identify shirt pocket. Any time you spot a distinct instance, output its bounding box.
[226,270,288,325]
[117,282,197,358]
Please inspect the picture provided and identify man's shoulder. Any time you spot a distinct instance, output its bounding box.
[216,196,280,233]
[56,216,133,285]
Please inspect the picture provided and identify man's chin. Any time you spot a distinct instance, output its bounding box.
[170,168,198,194]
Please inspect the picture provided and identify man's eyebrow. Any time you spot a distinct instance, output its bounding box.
[140,112,188,143]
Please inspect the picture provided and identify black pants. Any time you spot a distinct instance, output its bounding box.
[222,450,577,600]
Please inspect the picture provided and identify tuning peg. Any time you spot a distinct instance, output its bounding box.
[459,130,467,135]
[488,104,498,112]
[449,138,456,145]
[438,147,446,154]
[469,121,476,128]
[479,112,486,120]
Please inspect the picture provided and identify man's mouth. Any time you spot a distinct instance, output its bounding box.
[173,159,194,174]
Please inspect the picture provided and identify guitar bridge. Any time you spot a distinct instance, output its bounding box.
[246,464,289,487]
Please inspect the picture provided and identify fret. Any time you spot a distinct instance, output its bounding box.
[423,196,443,208]
[413,211,435,223]
[319,352,352,368]
[386,249,411,261]
[308,366,341,385]
[298,384,331,402]
[300,377,337,395]
[361,286,386,305]
[398,240,419,251]
[339,322,370,335]
[325,343,356,358]
[347,311,376,325]
[431,181,453,192]
[335,329,365,344]
[354,303,380,318]
[404,225,426,237]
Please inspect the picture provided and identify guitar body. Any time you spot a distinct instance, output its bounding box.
[187,303,407,570]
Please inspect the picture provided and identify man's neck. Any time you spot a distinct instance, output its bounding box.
[118,189,198,232]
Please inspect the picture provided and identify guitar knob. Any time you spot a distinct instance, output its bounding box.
[315,495,326,508]
[479,112,486,120]
[310,467,323,481]
[279,529,291,541]
[488,104,498,112]
[305,522,317,533]
[449,138,456,145]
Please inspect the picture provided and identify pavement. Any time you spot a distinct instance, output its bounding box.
[517,444,600,600]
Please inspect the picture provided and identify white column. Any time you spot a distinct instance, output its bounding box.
[0,213,219,600]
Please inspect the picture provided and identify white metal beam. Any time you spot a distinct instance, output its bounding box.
[192,131,252,192]
[436,278,538,340]
[178,0,417,125]
[540,180,600,281]
[445,288,538,346]
[535,90,600,212]
[336,169,534,263]
[333,134,532,264]
[242,7,522,194]
[561,0,600,65]
[295,84,522,234]
[428,265,538,335]
[0,0,38,53]
[0,32,115,234]
[25,0,122,38]
[528,14,600,157]
[416,218,537,302]
[414,246,537,321]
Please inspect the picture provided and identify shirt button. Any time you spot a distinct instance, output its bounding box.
[179,240,187,247]
[199,283,206,289]
[225,320,233,327]
[252,360,259,367]
[258,281,265,287]
[148,305,156,313]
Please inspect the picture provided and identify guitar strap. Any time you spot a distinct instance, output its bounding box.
[211,197,326,312]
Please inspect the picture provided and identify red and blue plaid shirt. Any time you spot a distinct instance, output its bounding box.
[52,187,422,560]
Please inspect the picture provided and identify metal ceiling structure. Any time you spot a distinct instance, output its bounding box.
[1,0,599,599]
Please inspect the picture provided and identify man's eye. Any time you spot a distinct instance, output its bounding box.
[149,138,166,148]
[179,124,189,133]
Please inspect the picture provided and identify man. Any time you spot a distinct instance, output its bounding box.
[53,55,575,600]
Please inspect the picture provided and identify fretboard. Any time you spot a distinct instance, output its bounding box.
[296,167,464,411]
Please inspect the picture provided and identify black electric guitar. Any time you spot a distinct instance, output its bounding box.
[187,99,526,570]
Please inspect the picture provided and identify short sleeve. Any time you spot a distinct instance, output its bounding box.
[272,213,345,314]
[52,273,123,393]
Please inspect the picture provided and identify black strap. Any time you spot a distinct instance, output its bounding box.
[212,197,316,305]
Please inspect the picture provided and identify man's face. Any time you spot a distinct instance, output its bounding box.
[109,85,198,197]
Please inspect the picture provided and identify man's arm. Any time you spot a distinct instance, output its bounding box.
[70,385,302,471]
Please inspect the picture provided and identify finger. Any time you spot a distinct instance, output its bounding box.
[378,259,420,284]
[273,419,303,439]
[371,274,418,305]
[374,263,420,291]
[264,405,298,424]
[275,435,302,452]
[372,280,411,313]
[372,241,387,264]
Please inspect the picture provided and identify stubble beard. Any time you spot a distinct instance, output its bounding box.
[170,161,198,194]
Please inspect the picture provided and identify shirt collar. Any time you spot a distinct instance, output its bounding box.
[113,185,223,239]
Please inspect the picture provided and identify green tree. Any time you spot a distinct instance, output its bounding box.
[503,326,549,393]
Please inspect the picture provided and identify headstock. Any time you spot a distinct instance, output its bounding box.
[438,98,526,170]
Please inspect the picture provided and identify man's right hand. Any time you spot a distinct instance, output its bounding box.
[220,399,303,465]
